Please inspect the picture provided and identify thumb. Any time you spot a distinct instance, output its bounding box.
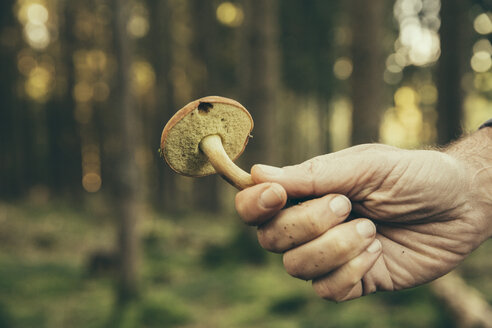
[251,144,397,199]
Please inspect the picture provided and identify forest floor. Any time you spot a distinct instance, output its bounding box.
[0,200,491,328]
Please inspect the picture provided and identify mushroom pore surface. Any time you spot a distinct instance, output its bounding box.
[163,101,252,176]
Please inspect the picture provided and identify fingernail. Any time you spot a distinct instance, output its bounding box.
[367,239,381,253]
[356,220,375,238]
[256,164,283,177]
[329,196,351,217]
[259,184,284,209]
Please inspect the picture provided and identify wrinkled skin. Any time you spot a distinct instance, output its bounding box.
[235,136,492,302]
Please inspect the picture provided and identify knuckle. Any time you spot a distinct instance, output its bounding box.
[333,294,347,303]
[234,193,248,218]
[257,227,282,253]
[283,251,305,279]
[234,196,262,226]
[305,156,323,175]
[349,273,362,287]
[312,280,335,301]
[300,156,325,191]
[346,257,364,282]
[331,237,351,258]
[302,208,322,236]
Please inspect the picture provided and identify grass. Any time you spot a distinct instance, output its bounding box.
[0,200,490,328]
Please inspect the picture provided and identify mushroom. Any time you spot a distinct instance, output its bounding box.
[160,96,255,190]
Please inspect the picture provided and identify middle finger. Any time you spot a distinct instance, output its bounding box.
[257,194,351,253]
[283,219,377,280]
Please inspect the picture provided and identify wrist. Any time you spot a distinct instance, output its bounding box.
[445,128,492,239]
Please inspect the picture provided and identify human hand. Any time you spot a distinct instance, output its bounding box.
[235,131,492,302]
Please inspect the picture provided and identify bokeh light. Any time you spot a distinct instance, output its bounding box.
[86,50,107,71]
[386,53,406,72]
[473,12,492,35]
[471,51,492,73]
[127,16,149,38]
[329,97,352,151]
[473,72,492,92]
[26,3,48,24]
[82,173,102,193]
[81,144,101,193]
[417,84,437,105]
[127,4,149,39]
[18,2,51,50]
[17,52,37,75]
[384,70,403,85]
[473,39,492,55]
[334,27,351,46]
[24,22,50,49]
[73,81,94,103]
[380,86,426,148]
[333,57,353,80]
[216,2,243,27]
[464,93,492,131]
[131,60,156,96]
[25,65,52,101]
[390,0,441,68]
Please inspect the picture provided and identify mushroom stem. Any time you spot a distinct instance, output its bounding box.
[199,134,254,190]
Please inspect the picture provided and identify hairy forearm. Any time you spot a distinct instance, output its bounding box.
[445,127,492,238]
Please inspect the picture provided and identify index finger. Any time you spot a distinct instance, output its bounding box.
[250,144,399,199]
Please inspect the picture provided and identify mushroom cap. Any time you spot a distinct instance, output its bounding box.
[160,96,254,177]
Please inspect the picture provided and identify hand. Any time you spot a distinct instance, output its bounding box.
[235,130,492,302]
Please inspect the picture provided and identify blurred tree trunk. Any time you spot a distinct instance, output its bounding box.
[432,272,492,328]
[164,0,199,212]
[239,0,280,165]
[147,0,179,212]
[46,0,81,197]
[190,0,219,211]
[112,0,140,303]
[349,0,385,145]
[436,0,469,145]
[0,0,20,197]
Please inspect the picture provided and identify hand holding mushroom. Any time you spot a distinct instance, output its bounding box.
[161,97,492,303]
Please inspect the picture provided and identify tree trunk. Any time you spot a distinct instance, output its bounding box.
[112,0,140,303]
[146,0,177,212]
[0,0,20,197]
[239,0,280,166]
[436,0,469,145]
[350,0,385,145]
[46,0,81,198]
[431,272,492,328]
[189,0,220,212]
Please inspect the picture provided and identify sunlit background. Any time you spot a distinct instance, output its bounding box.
[1,0,492,327]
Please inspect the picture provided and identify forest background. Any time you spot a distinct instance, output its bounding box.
[1,0,492,327]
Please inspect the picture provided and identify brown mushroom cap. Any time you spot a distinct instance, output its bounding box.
[160,96,254,177]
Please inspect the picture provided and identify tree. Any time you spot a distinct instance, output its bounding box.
[112,0,141,303]
[239,0,280,165]
[436,0,470,145]
[46,0,81,197]
[189,0,220,211]
[349,0,386,145]
[0,0,21,197]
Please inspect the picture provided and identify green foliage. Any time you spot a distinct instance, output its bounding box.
[0,202,491,328]
[269,294,309,315]
[138,298,191,327]
[0,302,14,328]
[201,227,267,267]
